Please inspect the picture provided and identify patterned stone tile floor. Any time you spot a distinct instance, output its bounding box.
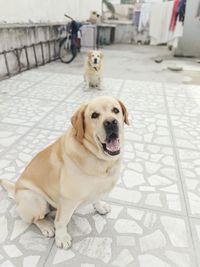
[0,66,200,267]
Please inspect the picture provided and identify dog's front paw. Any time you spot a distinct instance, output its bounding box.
[55,232,72,249]
[93,201,111,215]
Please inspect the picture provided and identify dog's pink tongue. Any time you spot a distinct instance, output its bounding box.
[106,139,120,152]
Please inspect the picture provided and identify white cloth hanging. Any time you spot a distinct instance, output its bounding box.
[168,20,184,49]
[149,1,174,45]
[138,3,151,32]
[138,0,163,32]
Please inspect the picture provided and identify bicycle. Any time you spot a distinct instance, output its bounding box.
[59,14,82,64]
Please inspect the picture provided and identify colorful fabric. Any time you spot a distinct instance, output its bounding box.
[176,0,186,23]
[169,0,180,32]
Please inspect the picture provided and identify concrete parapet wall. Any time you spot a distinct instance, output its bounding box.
[0,24,65,78]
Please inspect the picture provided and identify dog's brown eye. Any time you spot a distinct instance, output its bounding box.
[113,107,119,114]
[91,112,100,119]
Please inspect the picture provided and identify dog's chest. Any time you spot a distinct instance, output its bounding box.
[83,169,119,202]
[62,161,120,202]
[92,169,119,193]
[89,72,101,83]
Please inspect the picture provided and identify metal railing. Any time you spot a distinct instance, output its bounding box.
[0,38,61,80]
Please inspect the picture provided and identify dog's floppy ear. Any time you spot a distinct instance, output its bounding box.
[87,50,93,58]
[100,51,103,58]
[118,99,129,125]
[71,104,87,143]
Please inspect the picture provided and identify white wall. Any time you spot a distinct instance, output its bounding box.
[175,0,200,57]
[0,0,102,23]
[115,4,133,17]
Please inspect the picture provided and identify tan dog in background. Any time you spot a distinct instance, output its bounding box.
[84,50,103,90]
[0,96,129,249]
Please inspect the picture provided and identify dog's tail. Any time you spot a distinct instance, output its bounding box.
[0,179,15,199]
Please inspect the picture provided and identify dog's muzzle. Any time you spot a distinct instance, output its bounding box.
[101,119,120,156]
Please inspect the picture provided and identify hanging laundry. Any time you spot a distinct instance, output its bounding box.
[176,0,186,23]
[138,3,151,32]
[168,20,183,49]
[138,0,162,32]
[169,0,180,32]
[132,3,141,27]
[149,1,174,45]
[133,11,141,26]
[168,0,186,49]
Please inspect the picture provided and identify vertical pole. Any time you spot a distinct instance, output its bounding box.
[3,51,10,77]
[15,48,21,73]
[24,46,30,70]
[32,44,38,67]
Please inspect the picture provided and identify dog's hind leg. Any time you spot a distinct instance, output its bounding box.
[16,189,55,237]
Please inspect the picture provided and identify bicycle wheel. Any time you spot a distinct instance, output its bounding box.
[59,37,77,64]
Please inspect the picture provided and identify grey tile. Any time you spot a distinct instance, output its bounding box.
[119,90,166,113]
[108,142,186,214]
[164,83,188,98]
[0,124,29,156]
[123,80,164,95]
[10,70,53,82]
[190,218,200,266]
[0,80,36,96]
[170,115,200,150]
[19,82,77,102]
[38,102,78,131]
[178,149,200,217]
[0,96,59,126]
[165,83,200,117]
[186,85,200,99]
[66,78,123,103]
[41,73,83,86]
[165,83,200,99]
[44,204,195,267]
[128,111,172,146]
[167,96,200,117]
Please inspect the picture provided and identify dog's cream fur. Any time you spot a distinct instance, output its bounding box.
[84,50,103,90]
[0,96,129,249]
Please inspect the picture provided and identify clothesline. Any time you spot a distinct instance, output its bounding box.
[149,0,186,46]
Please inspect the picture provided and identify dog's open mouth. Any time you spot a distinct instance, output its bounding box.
[100,137,120,156]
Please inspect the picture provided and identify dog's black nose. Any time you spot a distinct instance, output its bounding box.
[94,58,97,64]
[104,119,118,127]
[103,119,119,137]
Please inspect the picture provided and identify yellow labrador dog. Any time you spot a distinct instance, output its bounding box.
[84,50,103,90]
[0,96,129,249]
